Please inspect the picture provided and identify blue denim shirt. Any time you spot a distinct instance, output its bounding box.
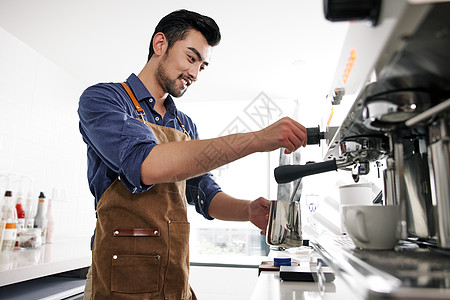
[78,73,221,221]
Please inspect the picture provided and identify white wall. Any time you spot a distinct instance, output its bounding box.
[0,26,95,242]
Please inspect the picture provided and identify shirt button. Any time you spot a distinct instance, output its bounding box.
[149,98,153,103]
[200,200,204,205]
[155,117,160,121]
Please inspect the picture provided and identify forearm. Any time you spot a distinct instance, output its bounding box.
[140,116,308,185]
[208,192,251,221]
[141,131,259,185]
[208,193,271,235]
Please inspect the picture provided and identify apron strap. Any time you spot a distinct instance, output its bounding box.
[176,116,190,137]
[120,82,145,122]
[120,82,190,138]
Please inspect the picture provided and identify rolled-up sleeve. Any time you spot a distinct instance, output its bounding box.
[186,174,222,220]
[119,118,157,192]
[78,84,156,193]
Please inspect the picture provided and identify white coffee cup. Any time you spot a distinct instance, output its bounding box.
[342,205,401,250]
[339,183,374,233]
[339,183,373,206]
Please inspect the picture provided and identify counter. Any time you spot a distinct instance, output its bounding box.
[310,236,450,299]
[251,271,358,300]
[0,237,91,287]
[251,246,359,300]
[252,235,450,299]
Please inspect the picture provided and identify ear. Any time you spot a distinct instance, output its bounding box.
[152,32,168,57]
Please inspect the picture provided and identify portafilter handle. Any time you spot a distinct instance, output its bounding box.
[274,159,338,184]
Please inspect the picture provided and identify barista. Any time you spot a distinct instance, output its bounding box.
[78,9,307,299]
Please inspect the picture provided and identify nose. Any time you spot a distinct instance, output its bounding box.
[187,65,200,82]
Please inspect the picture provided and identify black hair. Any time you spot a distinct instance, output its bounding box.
[147,9,221,61]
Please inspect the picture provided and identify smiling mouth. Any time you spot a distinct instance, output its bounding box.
[179,76,193,89]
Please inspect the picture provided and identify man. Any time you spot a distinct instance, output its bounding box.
[78,9,307,299]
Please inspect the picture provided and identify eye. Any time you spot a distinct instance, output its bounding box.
[188,55,196,63]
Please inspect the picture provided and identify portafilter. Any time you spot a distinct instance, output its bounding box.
[274,135,388,184]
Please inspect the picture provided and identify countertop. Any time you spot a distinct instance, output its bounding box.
[0,237,91,287]
[251,247,359,300]
[251,271,358,300]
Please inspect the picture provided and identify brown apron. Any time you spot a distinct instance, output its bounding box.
[91,83,196,299]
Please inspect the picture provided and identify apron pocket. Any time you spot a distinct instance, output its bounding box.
[111,254,161,293]
[164,221,191,299]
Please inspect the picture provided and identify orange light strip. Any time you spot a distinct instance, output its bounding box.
[343,49,356,84]
[327,106,334,126]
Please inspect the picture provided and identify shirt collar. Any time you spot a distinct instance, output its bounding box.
[126,73,177,115]
[126,73,152,102]
[164,95,177,116]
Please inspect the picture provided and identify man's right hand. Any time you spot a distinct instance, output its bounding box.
[254,117,307,154]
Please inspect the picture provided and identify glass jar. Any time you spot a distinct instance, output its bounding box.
[18,228,42,248]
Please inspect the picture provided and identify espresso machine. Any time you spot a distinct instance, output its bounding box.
[272,0,450,297]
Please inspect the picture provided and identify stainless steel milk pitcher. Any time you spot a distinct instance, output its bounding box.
[267,149,303,248]
[266,197,303,248]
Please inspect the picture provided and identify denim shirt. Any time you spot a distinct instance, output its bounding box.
[78,73,221,220]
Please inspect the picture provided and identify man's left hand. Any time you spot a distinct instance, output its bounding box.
[249,197,271,235]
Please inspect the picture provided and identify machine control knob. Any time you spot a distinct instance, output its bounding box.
[306,126,325,146]
[323,0,382,26]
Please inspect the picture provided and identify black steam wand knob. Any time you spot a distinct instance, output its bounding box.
[306,126,325,146]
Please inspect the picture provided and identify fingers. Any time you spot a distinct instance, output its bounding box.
[254,197,271,209]
[249,198,270,234]
[257,117,307,153]
[280,117,307,153]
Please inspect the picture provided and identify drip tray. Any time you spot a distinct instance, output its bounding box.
[349,244,450,289]
[311,236,450,299]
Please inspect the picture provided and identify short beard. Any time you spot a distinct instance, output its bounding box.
[156,52,186,98]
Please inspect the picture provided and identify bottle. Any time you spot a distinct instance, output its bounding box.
[24,192,35,228]
[0,219,5,250]
[0,191,5,249]
[15,192,26,244]
[46,197,55,243]
[1,190,18,251]
[34,192,48,244]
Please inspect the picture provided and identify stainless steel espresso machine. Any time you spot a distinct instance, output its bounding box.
[272,0,450,298]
